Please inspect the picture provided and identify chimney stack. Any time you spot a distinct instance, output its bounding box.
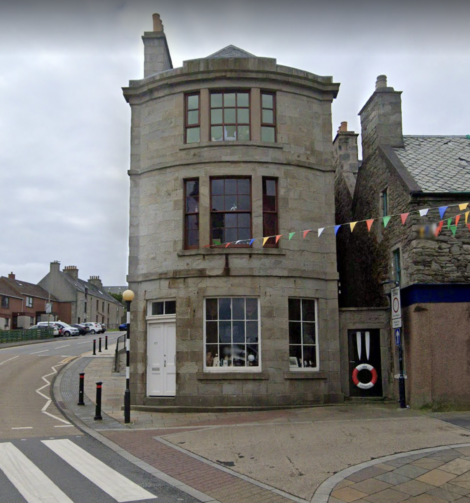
[142,13,173,78]
[88,276,103,289]
[8,272,15,280]
[64,265,79,281]
[50,261,61,274]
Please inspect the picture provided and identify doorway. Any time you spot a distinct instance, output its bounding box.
[147,321,176,397]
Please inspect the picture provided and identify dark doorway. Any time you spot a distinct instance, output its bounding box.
[12,315,18,330]
[348,329,383,397]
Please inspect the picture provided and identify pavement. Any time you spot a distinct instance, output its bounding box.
[53,345,470,503]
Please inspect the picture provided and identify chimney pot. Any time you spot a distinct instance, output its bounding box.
[376,75,387,89]
[152,13,164,32]
[8,272,15,280]
[340,121,348,132]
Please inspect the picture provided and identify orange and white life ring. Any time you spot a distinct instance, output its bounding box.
[352,363,378,390]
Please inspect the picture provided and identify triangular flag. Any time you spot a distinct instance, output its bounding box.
[235,240,241,244]
[455,215,461,226]
[447,218,452,229]
[225,242,231,248]
[262,237,269,246]
[459,203,468,211]
[350,222,357,232]
[303,230,311,239]
[334,225,341,236]
[249,239,255,246]
[318,228,325,238]
[465,212,469,225]
[419,209,429,216]
[450,225,457,237]
[366,219,374,232]
[435,221,444,237]
[288,232,295,240]
[439,206,448,219]
[275,235,282,244]
[383,216,391,228]
[400,213,409,225]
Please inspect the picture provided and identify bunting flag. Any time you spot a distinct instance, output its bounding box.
[288,232,295,240]
[366,219,374,232]
[459,203,469,211]
[225,242,231,248]
[435,221,444,237]
[439,206,448,219]
[303,230,311,239]
[401,213,409,225]
[450,225,457,237]
[249,239,255,246]
[383,216,391,228]
[455,215,461,226]
[318,228,325,238]
[262,237,269,246]
[466,212,469,225]
[468,224,470,232]
[334,225,341,236]
[275,235,282,244]
[350,222,357,232]
[447,218,452,229]
[419,209,429,216]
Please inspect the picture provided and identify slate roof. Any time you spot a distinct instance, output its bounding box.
[206,45,256,59]
[1,277,57,301]
[393,136,470,193]
[0,281,22,300]
[60,273,121,305]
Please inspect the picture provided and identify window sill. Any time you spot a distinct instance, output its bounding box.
[178,248,285,257]
[283,371,327,380]
[197,371,269,381]
[180,141,285,151]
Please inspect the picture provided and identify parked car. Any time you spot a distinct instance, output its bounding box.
[82,322,101,334]
[99,323,107,333]
[38,321,79,337]
[29,324,60,337]
[71,324,89,335]
[119,322,127,331]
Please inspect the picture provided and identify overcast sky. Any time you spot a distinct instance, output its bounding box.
[1,0,469,285]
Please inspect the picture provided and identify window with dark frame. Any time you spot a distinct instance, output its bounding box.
[84,302,87,313]
[261,92,276,142]
[185,93,200,144]
[184,179,199,249]
[263,177,278,247]
[288,298,319,370]
[96,300,99,311]
[211,177,251,246]
[205,297,260,370]
[210,91,250,142]
[382,188,389,216]
[1,296,9,309]
[393,248,402,285]
[150,300,176,316]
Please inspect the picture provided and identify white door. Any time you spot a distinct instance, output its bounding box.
[147,322,176,396]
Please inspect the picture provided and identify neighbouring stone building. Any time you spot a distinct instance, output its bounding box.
[39,261,124,329]
[335,75,470,407]
[123,14,342,407]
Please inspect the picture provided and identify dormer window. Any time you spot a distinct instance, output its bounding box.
[210,91,250,142]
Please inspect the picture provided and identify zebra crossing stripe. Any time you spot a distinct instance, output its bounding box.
[0,442,73,503]
[42,439,155,502]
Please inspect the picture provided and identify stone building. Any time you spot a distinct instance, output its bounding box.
[335,75,470,407]
[39,261,124,329]
[123,14,342,407]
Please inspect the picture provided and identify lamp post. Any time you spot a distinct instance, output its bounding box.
[122,289,135,424]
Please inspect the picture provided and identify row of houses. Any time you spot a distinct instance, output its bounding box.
[0,262,125,330]
[122,14,470,409]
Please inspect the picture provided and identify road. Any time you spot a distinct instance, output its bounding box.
[0,333,197,503]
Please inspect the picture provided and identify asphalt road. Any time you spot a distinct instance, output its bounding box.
[0,334,198,503]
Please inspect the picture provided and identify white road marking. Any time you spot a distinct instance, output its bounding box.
[54,425,74,428]
[35,362,71,426]
[30,350,49,355]
[12,427,33,430]
[0,442,73,503]
[0,355,19,366]
[54,345,70,349]
[43,439,156,502]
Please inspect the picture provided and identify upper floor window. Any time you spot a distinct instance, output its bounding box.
[393,248,402,285]
[26,296,33,308]
[211,177,251,246]
[1,296,9,309]
[211,92,250,142]
[261,93,276,142]
[184,179,199,249]
[381,188,389,216]
[263,177,278,247]
[185,93,200,144]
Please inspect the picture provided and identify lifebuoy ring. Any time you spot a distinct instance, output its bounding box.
[352,363,378,390]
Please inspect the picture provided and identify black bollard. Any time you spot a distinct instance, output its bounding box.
[105,335,108,350]
[94,382,103,420]
[99,337,102,353]
[93,339,96,355]
[77,373,85,406]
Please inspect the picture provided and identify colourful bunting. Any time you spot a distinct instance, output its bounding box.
[447,218,452,229]
[455,215,461,226]
[262,237,269,247]
[318,228,325,238]
[439,206,448,219]
[459,203,469,211]
[350,222,357,232]
[288,232,295,240]
[450,225,457,237]
[366,219,374,232]
[436,221,444,237]
[249,239,255,246]
[466,212,469,225]
[401,213,409,225]
[334,225,341,236]
[275,235,282,244]
[419,209,429,216]
[303,230,311,239]
[225,242,231,248]
[383,216,391,228]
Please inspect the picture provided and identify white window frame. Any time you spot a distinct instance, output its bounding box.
[288,298,320,371]
[26,296,33,307]
[204,297,261,373]
[146,299,176,321]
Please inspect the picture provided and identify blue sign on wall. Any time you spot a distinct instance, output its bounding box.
[395,328,401,346]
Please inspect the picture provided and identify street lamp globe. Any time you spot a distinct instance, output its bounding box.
[122,290,135,302]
